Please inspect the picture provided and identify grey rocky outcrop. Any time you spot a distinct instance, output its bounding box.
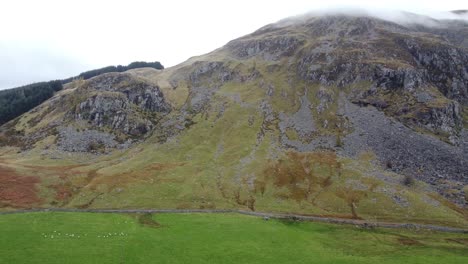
[415,101,462,143]
[57,126,128,153]
[278,94,315,138]
[227,35,306,60]
[340,99,467,204]
[69,73,171,137]
[401,39,468,104]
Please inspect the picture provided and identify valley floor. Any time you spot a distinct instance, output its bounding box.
[0,212,467,264]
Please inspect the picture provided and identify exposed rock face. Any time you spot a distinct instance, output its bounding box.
[278,94,315,138]
[277,15,468,143]
[57,126,127,153]
[185,61,244,114]
[0,72,172,152]
[82,73,170,112]
[416,102,462,141]
[69,73,171,137]
[293,23,468,106]
[227,35,306,60]
[402,39,468,104]
[341,99,467,204]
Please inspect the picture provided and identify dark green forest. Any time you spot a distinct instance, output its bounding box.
[0,61,164,125]
[0,80,62,125]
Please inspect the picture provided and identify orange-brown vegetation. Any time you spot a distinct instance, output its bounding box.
[51,183,75,202]
[86,162,186,191]
[0,165,41,208]
[22,164,85,180]
[261,151,340,202]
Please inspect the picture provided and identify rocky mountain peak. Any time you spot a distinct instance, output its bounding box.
[225,14,467,142]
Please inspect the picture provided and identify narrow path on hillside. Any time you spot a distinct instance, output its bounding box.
[1,208,467,233]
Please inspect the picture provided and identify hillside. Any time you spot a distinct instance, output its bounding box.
[0,61,164,126]
[0,12,467,228]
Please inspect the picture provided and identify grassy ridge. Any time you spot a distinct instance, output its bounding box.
[0,212,467,264]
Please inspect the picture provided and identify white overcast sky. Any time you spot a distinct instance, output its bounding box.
[0,0,466,90]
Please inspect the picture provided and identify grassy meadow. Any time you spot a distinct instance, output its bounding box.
[0,212,467,264]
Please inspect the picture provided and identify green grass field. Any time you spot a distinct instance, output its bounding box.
[0,212,467,264]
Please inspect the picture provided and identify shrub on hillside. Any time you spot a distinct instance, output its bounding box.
[402,175,415,187]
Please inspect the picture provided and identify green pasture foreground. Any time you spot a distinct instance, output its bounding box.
[0,212,467,264]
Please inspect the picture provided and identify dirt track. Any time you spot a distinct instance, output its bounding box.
[0,208,467,233]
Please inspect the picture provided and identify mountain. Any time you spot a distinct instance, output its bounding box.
[0,12,467,227]
[452,10,468,15]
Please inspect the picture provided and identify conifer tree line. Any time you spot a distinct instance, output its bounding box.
[0,61,164,125]
[61,61,164,83]
[0,80,62,124]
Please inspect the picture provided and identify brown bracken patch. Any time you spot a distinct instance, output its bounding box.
[86,162,186,191]
[50,183,74,202]
[262,151,340,202]
[0,165,41,208]
[22,164,85,180]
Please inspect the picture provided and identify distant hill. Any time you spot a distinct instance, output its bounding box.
[0,61,164,125]
[452,10,468,15]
